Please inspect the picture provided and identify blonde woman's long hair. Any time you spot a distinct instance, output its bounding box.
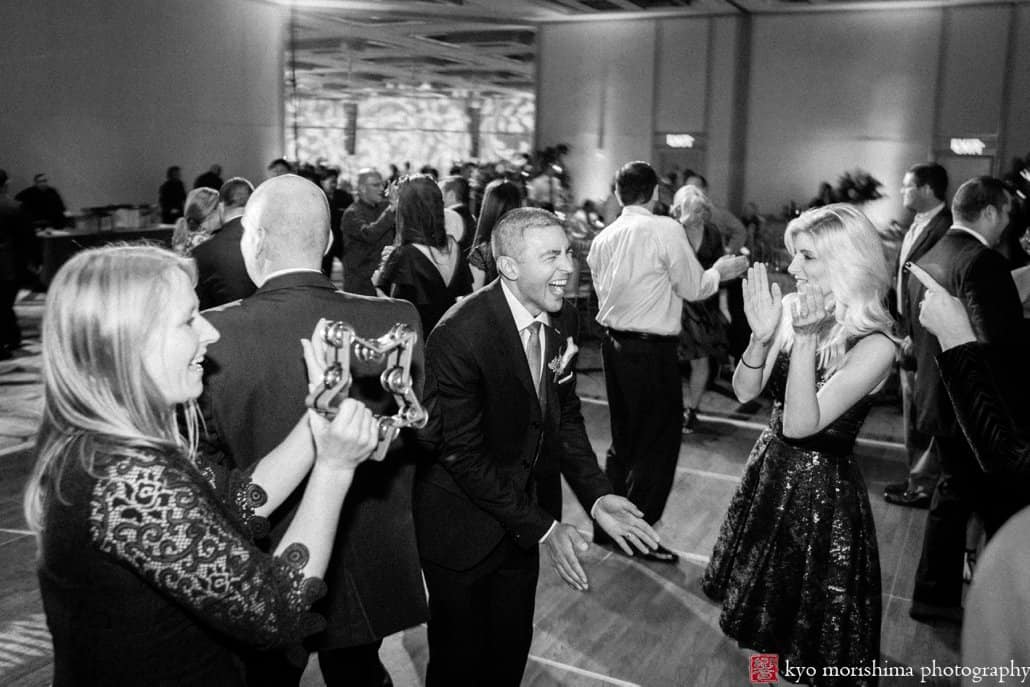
[774,203,895,373]
[24,245,202,535]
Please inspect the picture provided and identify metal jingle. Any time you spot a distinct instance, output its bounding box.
[323,321,348,348]
[381,366,406,394]
[323,363,343,388]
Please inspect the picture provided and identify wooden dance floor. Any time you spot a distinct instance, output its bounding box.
[0,295,961,686]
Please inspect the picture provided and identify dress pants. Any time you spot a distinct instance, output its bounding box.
[901,369,938,494]
[243,640,388,687]
[598,331,682,528]
[423,538,540,687]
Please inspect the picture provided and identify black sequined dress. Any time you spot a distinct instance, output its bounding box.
[702,349,881,686]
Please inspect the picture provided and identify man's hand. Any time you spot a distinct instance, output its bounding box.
[542,523,590,592]
[713,254,749,282]
[909,263,976,350]
[593,495,659,556]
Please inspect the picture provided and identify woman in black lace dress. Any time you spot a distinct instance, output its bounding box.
[24,245,380,686]
[701,205,897,686]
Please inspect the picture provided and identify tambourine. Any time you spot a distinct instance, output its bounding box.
[305,321,428,461]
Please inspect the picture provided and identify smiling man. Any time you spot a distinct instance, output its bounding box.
[416,207,658,687]
[588,161,747,563]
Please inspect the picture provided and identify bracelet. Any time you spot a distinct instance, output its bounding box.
[740,356,764,370]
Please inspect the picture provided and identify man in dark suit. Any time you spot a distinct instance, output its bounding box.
[908,176,1025,623]
[341,168,395,297]
[199,174,428,686]
[416,207,658,687]
[440,175,475,252]
[193,176,256,310]
[884,162,952,508]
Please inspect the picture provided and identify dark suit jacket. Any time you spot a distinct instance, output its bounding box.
[939,342,1030,478]
[192,217,256,310]
[909,230,1025,436]
[898,208,952,340]
[415,280,610,572]
[448,203,476,253]
[199,271,429,649]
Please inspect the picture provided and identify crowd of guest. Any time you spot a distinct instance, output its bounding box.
[10,141,1030,687]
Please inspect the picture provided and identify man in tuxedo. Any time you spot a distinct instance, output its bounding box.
[884,162,952,508]
[199,174,428,686]
[908,176,1025,622]
[193,176,256,310]
[416,208,659,687]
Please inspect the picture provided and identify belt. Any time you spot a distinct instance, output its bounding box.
[604,328,678,343]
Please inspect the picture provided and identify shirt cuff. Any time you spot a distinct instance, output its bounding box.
[538,520,558,544]
[589,496,605,520]
[700,267,721,298]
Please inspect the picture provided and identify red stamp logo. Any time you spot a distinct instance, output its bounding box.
[749,654,779,684]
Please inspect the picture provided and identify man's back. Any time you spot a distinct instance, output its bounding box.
[192,217,256,310]
[200,271,429,647]
[589,206,695,335]
[910,231,1023,435]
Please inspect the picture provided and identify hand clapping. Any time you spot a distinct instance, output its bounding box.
[742,263,783,344]
[791,282,833,337]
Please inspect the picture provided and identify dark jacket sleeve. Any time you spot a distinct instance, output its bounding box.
[961,249,1024,345]
[425,323,555,544]
[937,342,1030,476]
[343,205,396,246]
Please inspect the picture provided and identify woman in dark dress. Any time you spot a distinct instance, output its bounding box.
[702,205,897,686]
[377,174,472,334]
[671,185,730,432]
[468,178,522,290]
[24,245,380,686]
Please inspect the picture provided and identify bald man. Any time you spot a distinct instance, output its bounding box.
[341,168,395,296]
[198,175,428,687]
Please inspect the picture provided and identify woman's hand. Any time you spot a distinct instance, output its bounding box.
[791,282,833,337]
[909,262,976,350]
[742,262,783,344]
[301,318,331,391]
[309,399,379,473]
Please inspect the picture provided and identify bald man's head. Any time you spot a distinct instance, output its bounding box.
[240,174,331,284]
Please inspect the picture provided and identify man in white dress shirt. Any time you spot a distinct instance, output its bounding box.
[588,161,747,563]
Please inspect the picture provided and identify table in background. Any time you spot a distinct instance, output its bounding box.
[38,225,174,287]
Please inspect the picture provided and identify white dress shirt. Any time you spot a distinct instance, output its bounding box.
[588,205,720,336]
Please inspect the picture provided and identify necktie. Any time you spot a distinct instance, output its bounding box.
[525,321,542,400]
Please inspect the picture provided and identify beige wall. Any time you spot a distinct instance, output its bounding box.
[537,5,1030,225]
[0,0,286,211]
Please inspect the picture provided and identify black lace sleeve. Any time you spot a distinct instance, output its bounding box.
[194,450,270,540]
[88,450,327,649]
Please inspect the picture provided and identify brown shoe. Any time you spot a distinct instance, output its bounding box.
[884,489,931,509]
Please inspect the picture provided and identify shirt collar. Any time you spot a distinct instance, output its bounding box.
[950,225,990,247]
[500,280,549,331]
[260,267,324,285]
[620,204,654,218]
[913,202,945,225]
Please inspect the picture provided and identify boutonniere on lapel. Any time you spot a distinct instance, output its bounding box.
[548,336,578,384]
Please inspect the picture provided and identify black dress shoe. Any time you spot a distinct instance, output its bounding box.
[883,481,908,497]
[884,489,931,509]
